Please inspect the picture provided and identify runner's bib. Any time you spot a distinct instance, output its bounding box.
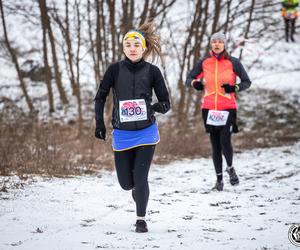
[119,99,147,123]
[206,110,229,126]
[285,10,297,19]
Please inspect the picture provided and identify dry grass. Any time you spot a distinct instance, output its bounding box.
[0,103,114,176]
[154,116,211,164]
[0,88,299,177]
[0,116,210,176]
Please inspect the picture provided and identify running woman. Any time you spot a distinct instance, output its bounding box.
[94,21,170,232]
[281,0,299,42]
[186,32,251,191]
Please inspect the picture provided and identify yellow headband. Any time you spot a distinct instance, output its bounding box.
[123,31,146,49]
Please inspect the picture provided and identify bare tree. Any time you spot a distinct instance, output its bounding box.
[74,0,83,134]
[0,0,34,112]
[87,0,99,88]
[38,0,68,105]
[175,0,209,125]
[224,0,233,34]
[39,0,54,113]
[106,0,117,62]
[51,0,84,134]
[95,0,105,79]
[239,0,255,60]
[1,0,282,128]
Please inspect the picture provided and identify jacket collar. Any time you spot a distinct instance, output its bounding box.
[210,50,225,60]
[123,57,146,71]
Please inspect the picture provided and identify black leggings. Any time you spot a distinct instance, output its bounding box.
[202,109,236,178]
[284,18,296,41]
[114,145,155,217]
[209,127,233,176]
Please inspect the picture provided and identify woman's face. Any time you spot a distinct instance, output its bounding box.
[123,39,145,62]
[211,39,225,54]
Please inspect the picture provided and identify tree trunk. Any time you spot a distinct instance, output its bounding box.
[224,0,233,34]
[192,0,209,116]
[39,0,54,113]
[38,0,68,105]
[239,0,255,60]
[64,0,77,96]
[74,0,83,135]
[106,0,117,62]
[87,0,99,88]
[176,0,202,124]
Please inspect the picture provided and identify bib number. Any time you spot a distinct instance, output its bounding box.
[206,110,229,126]
[285,10,297,19]
[119,99,147,123]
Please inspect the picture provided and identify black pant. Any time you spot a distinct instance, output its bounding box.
[209,127,233,177]
[202,109,235,179]
[114,145,155,217]
[284,18,296,41]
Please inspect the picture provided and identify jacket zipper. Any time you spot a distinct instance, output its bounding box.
[214,59,218,110]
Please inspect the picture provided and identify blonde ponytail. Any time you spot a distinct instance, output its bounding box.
[138,20,162,61]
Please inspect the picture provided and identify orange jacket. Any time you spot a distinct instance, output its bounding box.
[186,51,251,110]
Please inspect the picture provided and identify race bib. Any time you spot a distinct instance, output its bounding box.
[119,99,147,123]
[286,11,296,19]
[206,110,229,126]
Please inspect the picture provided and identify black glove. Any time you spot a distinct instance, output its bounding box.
[95,121,106,140]
[152,102,164,113]
[221,84,236,93]
[192,80,204,91]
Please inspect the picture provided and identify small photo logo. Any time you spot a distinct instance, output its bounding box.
[288,224,300,247]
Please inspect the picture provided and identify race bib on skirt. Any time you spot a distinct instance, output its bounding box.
[206,110,229,126]
[119,99,147,123]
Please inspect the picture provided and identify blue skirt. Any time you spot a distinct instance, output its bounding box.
[112,123,160,151]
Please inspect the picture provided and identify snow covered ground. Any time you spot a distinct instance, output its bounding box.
[1,142,300,250]
[245,40,300,92]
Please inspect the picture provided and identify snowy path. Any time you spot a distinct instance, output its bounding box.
[1,142,300,250]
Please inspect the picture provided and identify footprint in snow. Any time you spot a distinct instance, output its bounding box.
[167,229,177,233]
[125,209,135,213]
[148,210,160,214]
[80,218,96,227]
[202,228,223,233]
[31,227,43,233]
[182,215,193,220]
[105,231,116,235]
[106,204,119,209]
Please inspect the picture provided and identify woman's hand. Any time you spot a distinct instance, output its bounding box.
[192,79,204,91]
[221,84,237,93]
[95,121,106,140]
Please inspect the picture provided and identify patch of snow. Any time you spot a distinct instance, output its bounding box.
[1,142,299,249]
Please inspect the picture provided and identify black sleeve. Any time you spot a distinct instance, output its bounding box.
[94,63,118,124]
[152,65,171,114]
[185,59,204,87]
[230,57,251,92]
